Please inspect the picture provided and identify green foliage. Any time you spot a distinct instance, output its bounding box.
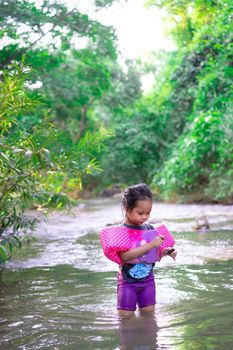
[0,0,120,210]
[0,0,117,70]
[0,65,112,263]
[95,59,142,120]
[145,0,230,46]
[0,0,232,226]
[0,65,36,130]
[97,0,233,203]
[35,49,113,142]
[82,59,144,188]
[154,112,224,196]
[150,0,233,202]
[100,94,170,185]
[94,0,121,7]
[0,0,118,142]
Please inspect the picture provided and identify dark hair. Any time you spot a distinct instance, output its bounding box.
[121,183,153,211]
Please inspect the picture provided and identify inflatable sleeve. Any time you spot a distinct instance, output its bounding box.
[99,224,175,265]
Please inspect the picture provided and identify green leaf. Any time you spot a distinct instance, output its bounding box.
[0,244,9,263]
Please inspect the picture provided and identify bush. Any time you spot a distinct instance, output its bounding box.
[0,65,111,262]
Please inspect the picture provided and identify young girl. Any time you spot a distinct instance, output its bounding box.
[117,183,177,318]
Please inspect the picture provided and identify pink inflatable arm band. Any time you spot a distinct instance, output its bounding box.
[99,224,175,265]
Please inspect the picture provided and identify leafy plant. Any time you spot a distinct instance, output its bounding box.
[0,65,112,263]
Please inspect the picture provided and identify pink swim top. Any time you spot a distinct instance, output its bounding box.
[99,224,175,265]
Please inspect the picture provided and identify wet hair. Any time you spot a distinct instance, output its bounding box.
[121,183,153,212]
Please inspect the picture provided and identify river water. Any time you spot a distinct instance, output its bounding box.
[0,198,233,349]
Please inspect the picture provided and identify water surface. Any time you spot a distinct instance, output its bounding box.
[0,198,233,349]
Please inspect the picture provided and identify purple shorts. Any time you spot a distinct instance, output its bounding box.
[117,272,156,311]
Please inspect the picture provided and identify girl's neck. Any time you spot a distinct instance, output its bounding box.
[124,220,142,228]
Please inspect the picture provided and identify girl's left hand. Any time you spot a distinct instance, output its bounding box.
[166,248,177,260]
[167,248,177,260]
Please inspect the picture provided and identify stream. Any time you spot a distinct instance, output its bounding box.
[0,198,233,349]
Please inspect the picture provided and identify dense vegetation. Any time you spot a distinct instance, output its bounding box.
[0,0,232,261]
[100,0,233,203]
[0,0,120,261]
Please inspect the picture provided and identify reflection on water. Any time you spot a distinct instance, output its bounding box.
[119,315,158,350]
[0,198,233,349]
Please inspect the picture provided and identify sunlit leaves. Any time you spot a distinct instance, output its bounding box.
[0,64,36,132]
[0,0,117,70]
[98,0,233,203]
[0,65,112,263]
[146,0,232,46]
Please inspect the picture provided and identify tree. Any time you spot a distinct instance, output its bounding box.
[145,0,224,46]
[97,0,233,203]
[0,0,121,198]
[148,0,233,202]
[0,0,119,135]
[0,64,112,263]
[0,0,117,70]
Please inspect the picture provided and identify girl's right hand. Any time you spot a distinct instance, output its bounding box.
[151,235,164,247]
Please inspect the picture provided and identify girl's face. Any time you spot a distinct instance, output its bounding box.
[125,199,152,226]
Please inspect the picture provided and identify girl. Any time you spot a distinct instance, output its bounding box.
[117,183,177,318]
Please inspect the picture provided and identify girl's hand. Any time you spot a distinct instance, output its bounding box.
[166,248,177,260]
[151,235,164,248]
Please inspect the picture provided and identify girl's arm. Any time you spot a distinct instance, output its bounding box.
[119,235,164,262]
